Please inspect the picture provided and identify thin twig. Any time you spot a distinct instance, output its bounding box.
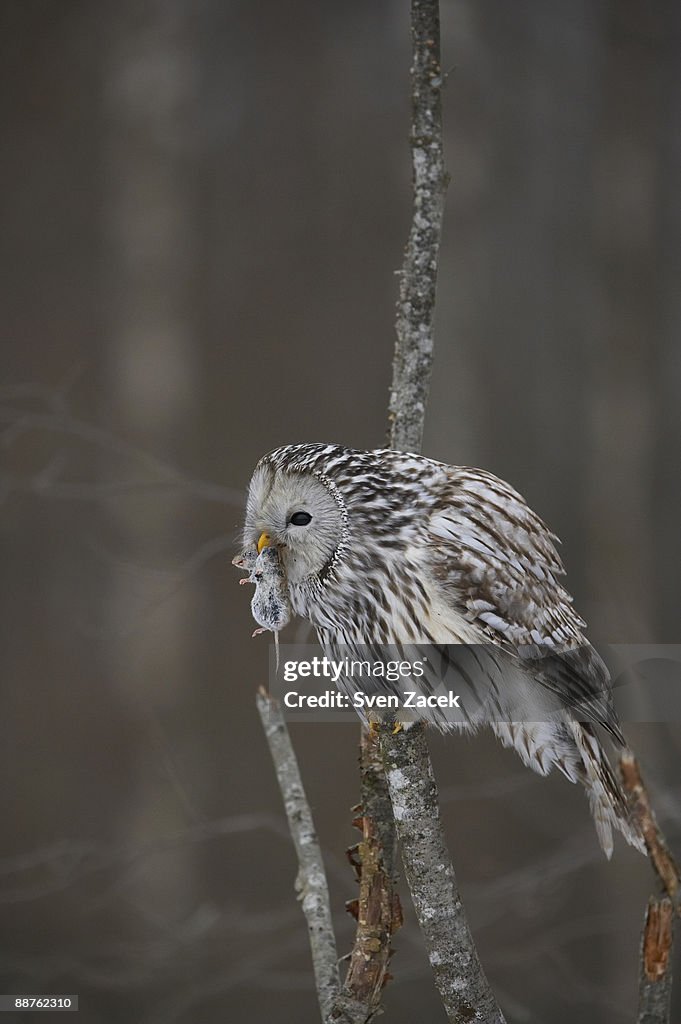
[619,751,681,906]
[256,691,340,1022]
[619,751,680,1023]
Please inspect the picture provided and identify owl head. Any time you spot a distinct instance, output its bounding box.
[241,444,351,585]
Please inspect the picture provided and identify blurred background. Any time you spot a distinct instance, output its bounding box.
[1,1,680,1021]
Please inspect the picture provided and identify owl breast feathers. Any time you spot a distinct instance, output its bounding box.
[238,443,644,858]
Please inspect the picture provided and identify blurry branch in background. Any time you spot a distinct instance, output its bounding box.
[619,752,680,1024]
[0,396,241,506]
[256,691,341,1023]
[0,385,244,636]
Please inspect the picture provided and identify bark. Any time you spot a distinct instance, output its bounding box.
[637,898,674,1024]
[381,725,506,1023]
[389,0,447,455]
[619,752,680,904]
[256,692,341,1022]
[380,3,506,1021]
[329,732,403,1022]
[337,0,451,1017]
[620,751,680,1024]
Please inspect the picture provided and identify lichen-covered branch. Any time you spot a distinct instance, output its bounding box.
[389,0,448,454]
[381,725,506,1024]
[381,2,506,1021]
[256,691,340,1022]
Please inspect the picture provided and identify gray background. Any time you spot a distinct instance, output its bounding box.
[1,1,680,1021]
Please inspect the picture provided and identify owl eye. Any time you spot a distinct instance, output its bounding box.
[289,511,312,526]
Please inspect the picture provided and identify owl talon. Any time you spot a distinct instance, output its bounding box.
[391,722,403,735]
[368,721,380,736]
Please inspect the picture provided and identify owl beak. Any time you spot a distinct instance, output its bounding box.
[257,531,272,553]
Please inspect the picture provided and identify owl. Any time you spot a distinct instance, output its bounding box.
[237,442,644,858]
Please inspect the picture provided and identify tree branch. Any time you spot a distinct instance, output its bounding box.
[329,731,403,1023]
[381,725,506,1023]
[389,0,447,454]
[256,691,341,1022]
[335,0,452,1017]
[638,897,674,1024]
[619,751,680,1023]
[335,1,452,1017]
[619,751,681,906]
[380,2,506,1021]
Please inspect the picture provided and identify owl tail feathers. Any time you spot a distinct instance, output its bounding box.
[569,722,646,859]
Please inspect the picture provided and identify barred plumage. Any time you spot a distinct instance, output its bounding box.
[237,443,644,857]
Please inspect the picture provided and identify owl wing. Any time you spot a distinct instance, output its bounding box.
[425,466,624,742]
